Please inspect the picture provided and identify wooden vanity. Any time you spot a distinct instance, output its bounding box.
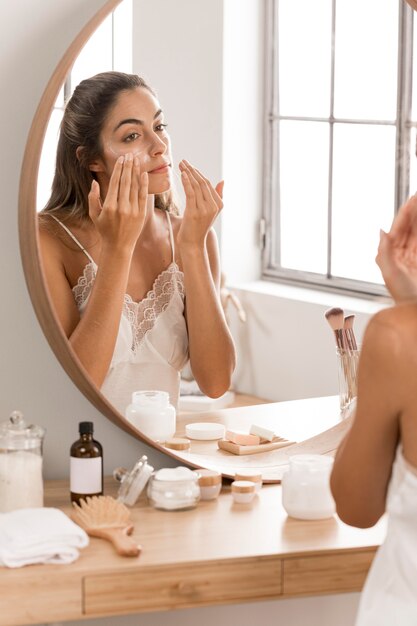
[0,396,385,625]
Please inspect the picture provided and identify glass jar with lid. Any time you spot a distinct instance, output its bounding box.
[147,466,200,511]
[113,455,154,507]
[125,390,176,442]
[281,454,335,520]
[0,410,46,512]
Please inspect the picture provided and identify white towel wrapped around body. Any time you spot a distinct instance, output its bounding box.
[0,507,89,568]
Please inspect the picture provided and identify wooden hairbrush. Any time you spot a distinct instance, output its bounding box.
[71,495,141,557]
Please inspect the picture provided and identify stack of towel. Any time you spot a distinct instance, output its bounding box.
[0,507,89,568]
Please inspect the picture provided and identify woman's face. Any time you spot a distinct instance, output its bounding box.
[95,87,172,195]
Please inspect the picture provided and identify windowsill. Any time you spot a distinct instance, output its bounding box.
[228,279,391,315]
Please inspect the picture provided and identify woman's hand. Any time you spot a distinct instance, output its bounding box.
[177,159,223,249]
[88,153,148,255]
[376,194,417,302]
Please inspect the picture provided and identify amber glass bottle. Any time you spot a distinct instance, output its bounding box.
[70,421,103,504]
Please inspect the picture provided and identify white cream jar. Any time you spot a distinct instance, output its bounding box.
[281,454,335,520]
[125,390,176,442]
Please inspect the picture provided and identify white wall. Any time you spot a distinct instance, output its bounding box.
[1,0,377,624]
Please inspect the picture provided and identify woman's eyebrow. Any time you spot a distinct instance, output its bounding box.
[113,109,163,132]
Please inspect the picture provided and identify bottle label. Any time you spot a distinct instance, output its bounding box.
[70,457,102,494]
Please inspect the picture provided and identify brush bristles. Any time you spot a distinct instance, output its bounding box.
[324,307,345,331]
[344,314,355,329]
[344,314,357,350]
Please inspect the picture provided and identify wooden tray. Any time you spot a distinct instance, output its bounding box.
[218,437,296,456]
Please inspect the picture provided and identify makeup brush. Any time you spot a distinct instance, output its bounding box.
[324,307,347,349]
[344,314,358,350]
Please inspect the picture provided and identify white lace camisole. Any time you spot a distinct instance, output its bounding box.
[355,447,417,625]
[51,212,189,414]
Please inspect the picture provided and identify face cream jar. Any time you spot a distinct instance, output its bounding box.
[125,390,176,442]
[281,454,336,520]
[147,466,200,511]
[231,480,256,504]
[234,470,263,492]
[197,469,222,500]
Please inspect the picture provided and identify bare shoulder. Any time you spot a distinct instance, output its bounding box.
[367,303,417,338]
[362,304,417,376]
[38,215,65,260]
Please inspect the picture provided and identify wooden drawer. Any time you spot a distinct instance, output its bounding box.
[84,556,282,615]
[282,550,375,596]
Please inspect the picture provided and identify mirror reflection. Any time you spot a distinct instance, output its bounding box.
[37,0,238,449]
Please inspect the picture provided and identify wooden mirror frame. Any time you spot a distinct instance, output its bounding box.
[17,0,198,467]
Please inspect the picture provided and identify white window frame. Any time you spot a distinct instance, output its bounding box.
[262,0,415,298]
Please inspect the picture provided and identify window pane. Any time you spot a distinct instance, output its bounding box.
[278,0,332,118]
[70,14,113,90]
[333,0,398,120]
[331,124,395,283]
[409,127,417,195]
[113,0,133,72]
[411,13,417,120]
[37,109,63,211]
[279,121,329,273]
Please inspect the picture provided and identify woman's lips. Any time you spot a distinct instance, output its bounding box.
[149,163,170,174]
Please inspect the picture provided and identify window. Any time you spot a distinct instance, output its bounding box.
[37,0,132,211]
[263,0,417,297]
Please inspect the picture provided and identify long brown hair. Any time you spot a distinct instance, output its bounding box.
[40,71,176,224]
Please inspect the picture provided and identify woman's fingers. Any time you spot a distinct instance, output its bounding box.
[129,156,140,209]
[182,159,223,211]
[88,180,102,223]
[215,180,224,200]
[179,160,205,206]
[105,155,124,208]
[119,152,134,208]
[180,170,196,208]
[138,172,148,213]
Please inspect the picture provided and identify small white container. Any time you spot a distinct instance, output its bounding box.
[281,454,336,520]
[231,480,256,504]
[147,466,200,511]
[234,470,263,492]
[125,391,176,442]
[185,422,225,440]
[197,469,222,500]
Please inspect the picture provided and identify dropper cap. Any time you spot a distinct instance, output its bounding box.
[79,421,94,435]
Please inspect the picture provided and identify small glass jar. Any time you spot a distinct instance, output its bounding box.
[281,454,335,520]
[125,390,176,442]
[0,411,46,512]
[113,455,154,507]
[231,480,256,504]
[147,466,200,511]
[197,469,222,500]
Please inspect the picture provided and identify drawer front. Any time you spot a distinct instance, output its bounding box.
[283,550,375,596]
[84,556,282,615]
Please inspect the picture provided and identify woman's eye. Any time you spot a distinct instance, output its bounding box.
[124,132,140,143]
[155,123,168,132]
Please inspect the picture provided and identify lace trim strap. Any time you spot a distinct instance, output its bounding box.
[165,212,176,263]
[49,215,95,264]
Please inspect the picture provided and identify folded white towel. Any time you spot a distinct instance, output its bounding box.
[0,507,89,568]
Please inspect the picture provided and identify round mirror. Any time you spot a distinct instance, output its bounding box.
[19,0,279,480]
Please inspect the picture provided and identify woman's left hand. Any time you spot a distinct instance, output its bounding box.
[177,159,224,248]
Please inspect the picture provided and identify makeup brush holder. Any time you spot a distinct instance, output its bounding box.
[336,348,360,412]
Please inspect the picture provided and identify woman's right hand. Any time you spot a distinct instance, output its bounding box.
[88,153,148,254]
[376,194,417,302]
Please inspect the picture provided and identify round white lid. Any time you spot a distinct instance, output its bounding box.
[185,422,226,440]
